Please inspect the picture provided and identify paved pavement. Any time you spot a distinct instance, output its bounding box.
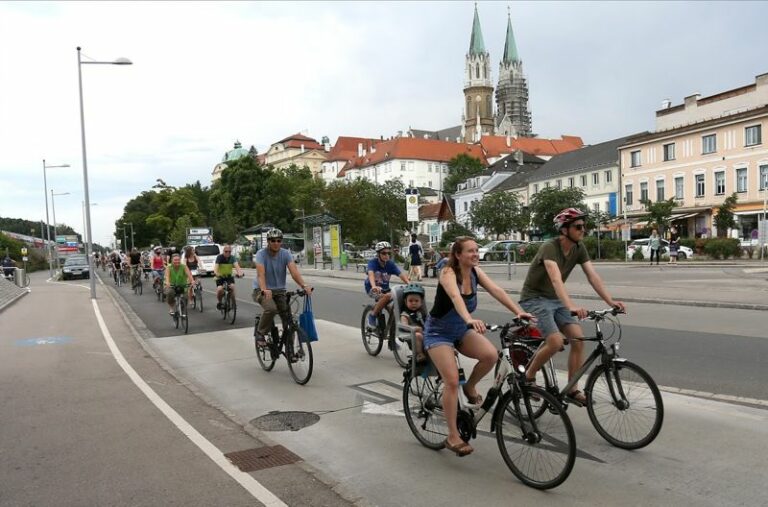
[289,260,768,311]
[0,274,29,311]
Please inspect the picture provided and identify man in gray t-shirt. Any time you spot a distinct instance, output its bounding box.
[252,228,313,346]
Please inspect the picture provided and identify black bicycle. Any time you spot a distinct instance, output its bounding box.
[402,320,575,490]
[131,266,143,295]
[218,276,241,324]
[254,289,314,385]
[190,270,203,312]
[510,308,664,450]
[360,289,410,368]
[169,284,189,334]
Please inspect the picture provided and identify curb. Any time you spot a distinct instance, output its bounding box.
[0,286,30,313]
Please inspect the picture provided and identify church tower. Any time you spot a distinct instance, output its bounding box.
[495,9,532,137]
[463,4,495,143]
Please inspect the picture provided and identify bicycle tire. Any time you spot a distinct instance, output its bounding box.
[402,371,448,450]
[229,292,237,325]
[196,285,204,312]
[501,344,551,420]
[254,318,277,372]
[180,297,188,334]
[221,290,229,320]
[495,386,575,490]
[360,305,384,356]
[156,283,162,302]
[386,306,410,368]
[585,360,664,450]
[286,326,313,385]
[173,303,180,329]
[137,278,143,296]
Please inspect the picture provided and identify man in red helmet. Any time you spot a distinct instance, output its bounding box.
[519,208,626,406]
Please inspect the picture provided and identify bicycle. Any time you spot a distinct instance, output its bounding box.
[402,319,576,489]
[190,270,203,312]
[131,265,143,295]
[254,289,314,385]
[153,271,165,302]
[168,284,189,334]
[218,275,242,324]
[360,289,410,368]
[509,308,664,450]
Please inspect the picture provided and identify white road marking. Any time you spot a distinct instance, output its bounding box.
[90,297,287,506]
[361,400,404,417]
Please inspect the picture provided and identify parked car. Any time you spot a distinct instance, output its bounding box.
[62,255,90,280]
[478,240,528,261]
[626,238,694,260]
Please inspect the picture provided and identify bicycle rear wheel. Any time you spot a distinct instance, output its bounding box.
[585,360,664,450]
[180,297,188,334]
[137,278,143,296]
[402,371,448,450]
[495,387,575,490]
[196,285,204,312]
[286,327,313,385]
[360,305,384,356]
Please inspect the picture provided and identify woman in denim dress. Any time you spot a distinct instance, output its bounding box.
[423,237,534,457]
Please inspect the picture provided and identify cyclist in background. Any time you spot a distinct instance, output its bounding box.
[164,253,195,315]
[519,208,626,407]
[215,243,243,310]
[110,250,122,284]
[127,247,142,286]
[364,241,410,328]
[150,246,166,289]
[252,228,313,347]
[182,245,201,291]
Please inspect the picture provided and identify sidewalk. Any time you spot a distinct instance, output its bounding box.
[0,275,29,312]
[273,260,768,311]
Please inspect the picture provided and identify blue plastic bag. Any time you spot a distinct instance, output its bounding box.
[299,295,319,342]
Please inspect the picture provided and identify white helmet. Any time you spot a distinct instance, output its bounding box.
[375,241,392,253]
[266,228,283,239]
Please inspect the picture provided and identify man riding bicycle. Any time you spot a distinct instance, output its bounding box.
[164,253,195,315]
[127,247,143,285]
[252,228,313,348]
[364,241,410,328]
[519,208,626,406]
[215,243,243,310]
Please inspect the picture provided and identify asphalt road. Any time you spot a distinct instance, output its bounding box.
[105,270,768,402]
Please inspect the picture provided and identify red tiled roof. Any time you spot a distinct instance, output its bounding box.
[276,132,324,151]
[480,135,583,158]
[419,203,441,220]
[326,136,378,162]
[357,137,487,168]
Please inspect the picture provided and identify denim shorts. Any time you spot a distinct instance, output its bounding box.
[519,297,578,339]
[423,314,468,351]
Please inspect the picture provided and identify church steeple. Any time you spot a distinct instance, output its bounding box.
[468,3,486,55]
[501,8,519,65]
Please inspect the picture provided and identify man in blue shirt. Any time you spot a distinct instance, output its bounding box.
[364,241,410,328]
[252,228,313,347]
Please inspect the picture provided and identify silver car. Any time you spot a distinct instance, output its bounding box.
[626,239,694,260]
[62,255,90,280]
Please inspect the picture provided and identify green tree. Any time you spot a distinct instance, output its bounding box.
[323,179,380,245]
[444,153,485,194]
[640,197,676,235]
[169,215,194,247]
[713,193,738,238]
[528,187,587,234]
[439,220,476,247]
[374,179,408,244]
[468,191,522,238]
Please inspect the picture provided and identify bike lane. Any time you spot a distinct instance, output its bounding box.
[0,272,356,506]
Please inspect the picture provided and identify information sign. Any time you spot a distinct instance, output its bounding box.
[405,188,419,222]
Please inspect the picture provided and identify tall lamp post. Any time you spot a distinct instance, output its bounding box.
[126,222,135,251]
[77,46,133,299]
[82,201,97,246]
[294,208,306,266]
[762,171,768,261]
[42,160,70,277]
[51,190,70,271]
[117,226,127,252]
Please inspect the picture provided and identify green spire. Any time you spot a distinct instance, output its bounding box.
[468,3,486,55]
[502,9,519,64]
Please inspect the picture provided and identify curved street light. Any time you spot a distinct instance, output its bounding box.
[42,160,70,277]
[77,46,132,298]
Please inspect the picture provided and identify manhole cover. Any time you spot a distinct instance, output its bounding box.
[225,445,301,472]
[251,411,320,431]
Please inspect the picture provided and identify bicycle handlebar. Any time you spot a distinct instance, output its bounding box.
[569,307,625,319]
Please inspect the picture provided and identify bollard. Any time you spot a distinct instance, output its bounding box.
[14,268,26,287]
[506,249,517,280]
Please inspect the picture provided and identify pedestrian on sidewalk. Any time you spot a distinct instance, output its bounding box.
[408,234,424,281]
[668,226,680,265]
[649,229,661,265]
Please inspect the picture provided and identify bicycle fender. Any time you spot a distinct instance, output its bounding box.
[611,358,628,363]
[489,390,513,433]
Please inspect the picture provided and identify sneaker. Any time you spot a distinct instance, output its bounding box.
[367,313,377,328]
[217,302,222,310]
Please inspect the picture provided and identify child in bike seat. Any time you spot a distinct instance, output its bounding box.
[400,283,427,363]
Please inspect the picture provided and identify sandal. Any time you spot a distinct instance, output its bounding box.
[566,389,587,407]
[462,387,483,405]
[444,439,473,457]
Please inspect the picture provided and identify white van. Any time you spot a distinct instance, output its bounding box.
[189,244,222,276]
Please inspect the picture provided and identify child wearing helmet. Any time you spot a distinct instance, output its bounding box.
[364,241,410,328]
[400,283,427,362]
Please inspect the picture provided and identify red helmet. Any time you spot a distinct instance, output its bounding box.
[553,208,587,229]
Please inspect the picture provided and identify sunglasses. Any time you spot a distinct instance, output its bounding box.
[268,238,282,243]
[570,224,586,231]
[379,251,392,256]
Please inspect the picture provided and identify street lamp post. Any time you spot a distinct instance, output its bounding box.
[294,208,306,266]
[117,226,127,253]
[42,160,70,277]
[762,172,768,261]
[77,46,133,299]
[81,201,98,247]
[126,222,135,251]
[51,190,70,272]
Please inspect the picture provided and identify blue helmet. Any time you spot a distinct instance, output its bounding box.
[402,283,425,298]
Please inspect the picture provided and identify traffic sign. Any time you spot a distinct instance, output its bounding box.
[21,247,28,255]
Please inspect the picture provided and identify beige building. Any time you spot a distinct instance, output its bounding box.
[620,73,768,239]
[263,133,328,176]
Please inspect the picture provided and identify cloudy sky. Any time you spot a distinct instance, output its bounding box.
[1,1,767,247]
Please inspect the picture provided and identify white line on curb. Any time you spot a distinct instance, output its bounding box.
[90,297,287,507]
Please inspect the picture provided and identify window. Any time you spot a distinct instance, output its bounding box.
[695,174,705,197]
[533,183,539,194]
[761,165,768,190]
[592,172,599,185]
[568,177,574,188]
[400,162,406,172]
[580,175,587,187]
[409,179,414,187]
[556,179,562,189]
[625,184,633,206]
[605,170,612,183]
[463,202,468,212]
[736,168,747,193]
[630,150,641,167]
[675,176,684,199]
[545,182,550,188]
[656,180,665,201]
[428,163,432,173]
[663,143,676,161]
[428,180,432,187]
[715,172,725,195]
[745,125,762,146]
[640,181,648,203]
[702,134,716,154]
[408,161,415,172]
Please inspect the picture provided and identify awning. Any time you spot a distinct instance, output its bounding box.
[670,212,700,221]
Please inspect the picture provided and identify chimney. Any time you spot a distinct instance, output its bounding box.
[358,143,364,157]
[506,134,511,147]
[661,99,671,109]
[514,149,523,166]
[300,144,305,154]
[396,130,403,138]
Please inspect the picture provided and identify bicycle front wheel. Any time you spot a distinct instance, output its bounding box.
[360,305,384,356]
[196,286,204,312]
[137,278,143,296]
[180,297,188,334]
[585,360,664,450]
[495,387,575,490]
[402,371,448,450]
[255,322,277,372]
[286,327,313,385]
[229,293,237,325]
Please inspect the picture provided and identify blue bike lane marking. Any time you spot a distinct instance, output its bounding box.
[15,336,73,347]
